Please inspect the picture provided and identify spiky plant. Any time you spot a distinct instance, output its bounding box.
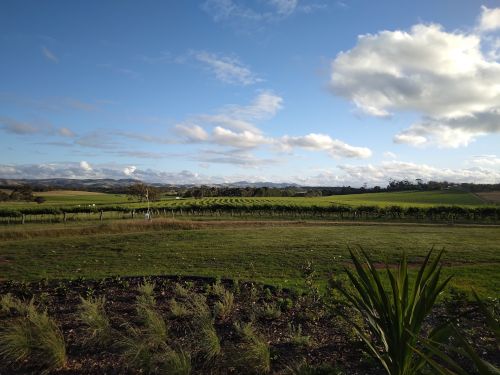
[335,248,451,375]
[78,295,113,346]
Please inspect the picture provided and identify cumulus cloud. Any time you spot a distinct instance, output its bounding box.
[478,6,500,33]
[279,133,372,158]
[193,51,262,85]
[79,161,92,171]
[330,13,500,148]
[41,46,58,63]
[470,154,500,167]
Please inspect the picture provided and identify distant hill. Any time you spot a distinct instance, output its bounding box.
[0,178,141,190]
[0,178,301,190]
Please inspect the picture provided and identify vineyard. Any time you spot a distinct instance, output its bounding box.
[1,193,500,225]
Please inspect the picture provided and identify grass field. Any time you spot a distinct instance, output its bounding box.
[0,189,492,211]
[1,220,498,297]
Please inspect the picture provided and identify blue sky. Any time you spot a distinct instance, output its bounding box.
[1,0,500,186]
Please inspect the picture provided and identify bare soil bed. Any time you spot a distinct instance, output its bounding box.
[0,276,498,374]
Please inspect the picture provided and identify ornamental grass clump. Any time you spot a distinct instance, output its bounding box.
[335,248,451,375]
[78,295,114,347]
[0,297,66,373]
[235,321,271,374]
[214,289,235,322]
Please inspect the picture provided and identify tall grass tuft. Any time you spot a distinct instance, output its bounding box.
[335,248,451,375]
[136,281,156,317]
[169,298,190,318]
[161,348,192,375]
[236,321,271,374]
[78,295,113,346]
[214,289,235,322]
[0,297,66,373]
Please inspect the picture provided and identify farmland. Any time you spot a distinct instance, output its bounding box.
[1,189,499,374]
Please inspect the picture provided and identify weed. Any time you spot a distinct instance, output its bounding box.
[78,295,113,346]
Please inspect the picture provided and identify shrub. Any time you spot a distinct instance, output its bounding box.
[78,295,113,347]
[0,298,66,373]
[335,249,451,375]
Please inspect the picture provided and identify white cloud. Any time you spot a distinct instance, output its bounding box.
[470,154,500,167]
[478,6,500,33]
[212,126,270,148]
[41,46,59,63]
[79,161,92,172]
[174,124,209,142]
[193,51,262,85]
[383,151,397,159]
[0,116,75,138]
[123,166,137,176]
[279,133,372,158]
[330,15,500,148]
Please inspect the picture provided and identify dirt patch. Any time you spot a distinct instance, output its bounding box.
[475,191,500,204]
[0,275,497,374]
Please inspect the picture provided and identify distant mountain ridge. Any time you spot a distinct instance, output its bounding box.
[0,178,301,190]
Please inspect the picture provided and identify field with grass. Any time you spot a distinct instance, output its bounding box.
[1,220,498,297]
[1,189,499,374]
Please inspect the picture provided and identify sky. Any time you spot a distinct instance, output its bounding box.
[1,0,500,186]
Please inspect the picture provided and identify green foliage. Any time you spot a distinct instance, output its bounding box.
[0,297,66,373]
[78,295,113,346]
[335,248,451,375]
[174,283,190,298]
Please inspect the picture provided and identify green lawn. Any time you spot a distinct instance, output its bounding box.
[1,222,498,297]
